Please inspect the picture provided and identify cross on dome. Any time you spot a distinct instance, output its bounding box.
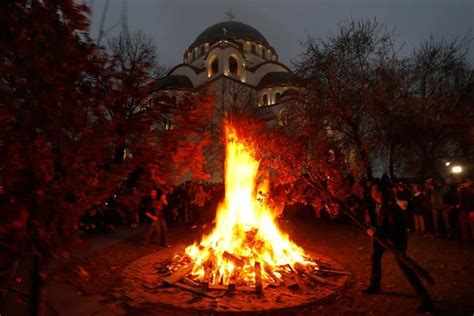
[225,9,235,21]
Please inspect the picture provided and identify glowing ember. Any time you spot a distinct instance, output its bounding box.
[183,122,315,286]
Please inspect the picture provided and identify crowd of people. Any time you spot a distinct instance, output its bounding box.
[79,175,474,244]
[351,176,474,241]
[79,182,224,235]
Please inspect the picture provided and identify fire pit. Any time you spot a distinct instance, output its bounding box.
[119,247,349,313]
[118,122,351,312]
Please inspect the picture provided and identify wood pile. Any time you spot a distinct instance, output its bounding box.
[156,255,350,298]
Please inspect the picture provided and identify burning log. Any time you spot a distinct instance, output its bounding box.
[277,265,300,290]
[208,284,227,291]
[305,272,331,285]
[263,263,279,283]
[227,281,236,294]
[173,282,224,298]
[282,274,299,290]
[201,268,210,291]
[281,263,295,273]
[255,262,263,294]
[263,271,280,288]
[227,272,236,295]
[223,251,245,267]
[182,277,200,287]
[311,260,332,270]
[294,263,330,285]
[163,266,192,286]
[236,286,256,293]
[317,268,352,276]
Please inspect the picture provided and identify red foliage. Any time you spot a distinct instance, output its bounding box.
[149,92,215,185]
[223,112,363,215]
[0,1,214,264]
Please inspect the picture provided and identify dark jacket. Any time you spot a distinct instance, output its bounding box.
[442,184,457,206]
[369,201,407,241]
[410,192,427,215]
[457,188,474,212]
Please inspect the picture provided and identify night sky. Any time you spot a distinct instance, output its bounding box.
[87,0,474,71]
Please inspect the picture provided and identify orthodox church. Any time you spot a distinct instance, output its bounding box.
[153,17,296,121]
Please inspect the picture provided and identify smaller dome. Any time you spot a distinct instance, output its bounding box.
[258,72,294,89]
[281,88,298,98]
[155,75,194,90]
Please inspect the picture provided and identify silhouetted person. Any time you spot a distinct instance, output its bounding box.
[441,177,457,238]
[430,180,447,237]
[144,188,169,247]
[411,183,427,233]
[363,184,434,313]
[192,184,209,226]
[457,179,474,240]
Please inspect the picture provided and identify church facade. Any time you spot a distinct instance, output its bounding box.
[153,20,296,120]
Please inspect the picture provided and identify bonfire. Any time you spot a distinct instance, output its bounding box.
[163,122,344,295]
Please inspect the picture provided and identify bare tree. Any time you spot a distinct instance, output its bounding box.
[406,36,474,177]
[96,0,109,46]
[293,18,398,178]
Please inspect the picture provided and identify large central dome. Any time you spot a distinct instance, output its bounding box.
[190,21,270,49]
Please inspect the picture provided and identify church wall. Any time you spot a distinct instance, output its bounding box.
[203,76,259,182]
[257,86,290,106]
[206,47,246,83]
[168,65,206,87]
[242,53,265,69]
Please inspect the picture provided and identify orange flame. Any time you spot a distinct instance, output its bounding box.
[185,122,313,285]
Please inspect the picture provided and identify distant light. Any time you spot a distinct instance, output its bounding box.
[445,162,451,166]
[451,166,463,174]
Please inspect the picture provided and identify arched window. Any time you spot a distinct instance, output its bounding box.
[278,109,288,126]
[275,92,281,103]
[229,56,239,75]
[209,55,219,77]
[262,94,268,106]
[164,118,173,130]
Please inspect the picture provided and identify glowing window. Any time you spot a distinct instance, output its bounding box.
[229,56,239,75]
[209,56,219,77]
[275,92,281,103]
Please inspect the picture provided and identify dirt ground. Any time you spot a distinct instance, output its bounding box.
[53,216,474,316]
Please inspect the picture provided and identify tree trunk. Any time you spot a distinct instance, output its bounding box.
[418,152,435,179]
[113,144,126,163]
[388,142,395,180]
[30,256,46,316]
[359,147,372,179]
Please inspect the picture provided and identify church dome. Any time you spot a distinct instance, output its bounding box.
[189,21,270,49]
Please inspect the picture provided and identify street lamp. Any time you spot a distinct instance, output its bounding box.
[451,165,463,174]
